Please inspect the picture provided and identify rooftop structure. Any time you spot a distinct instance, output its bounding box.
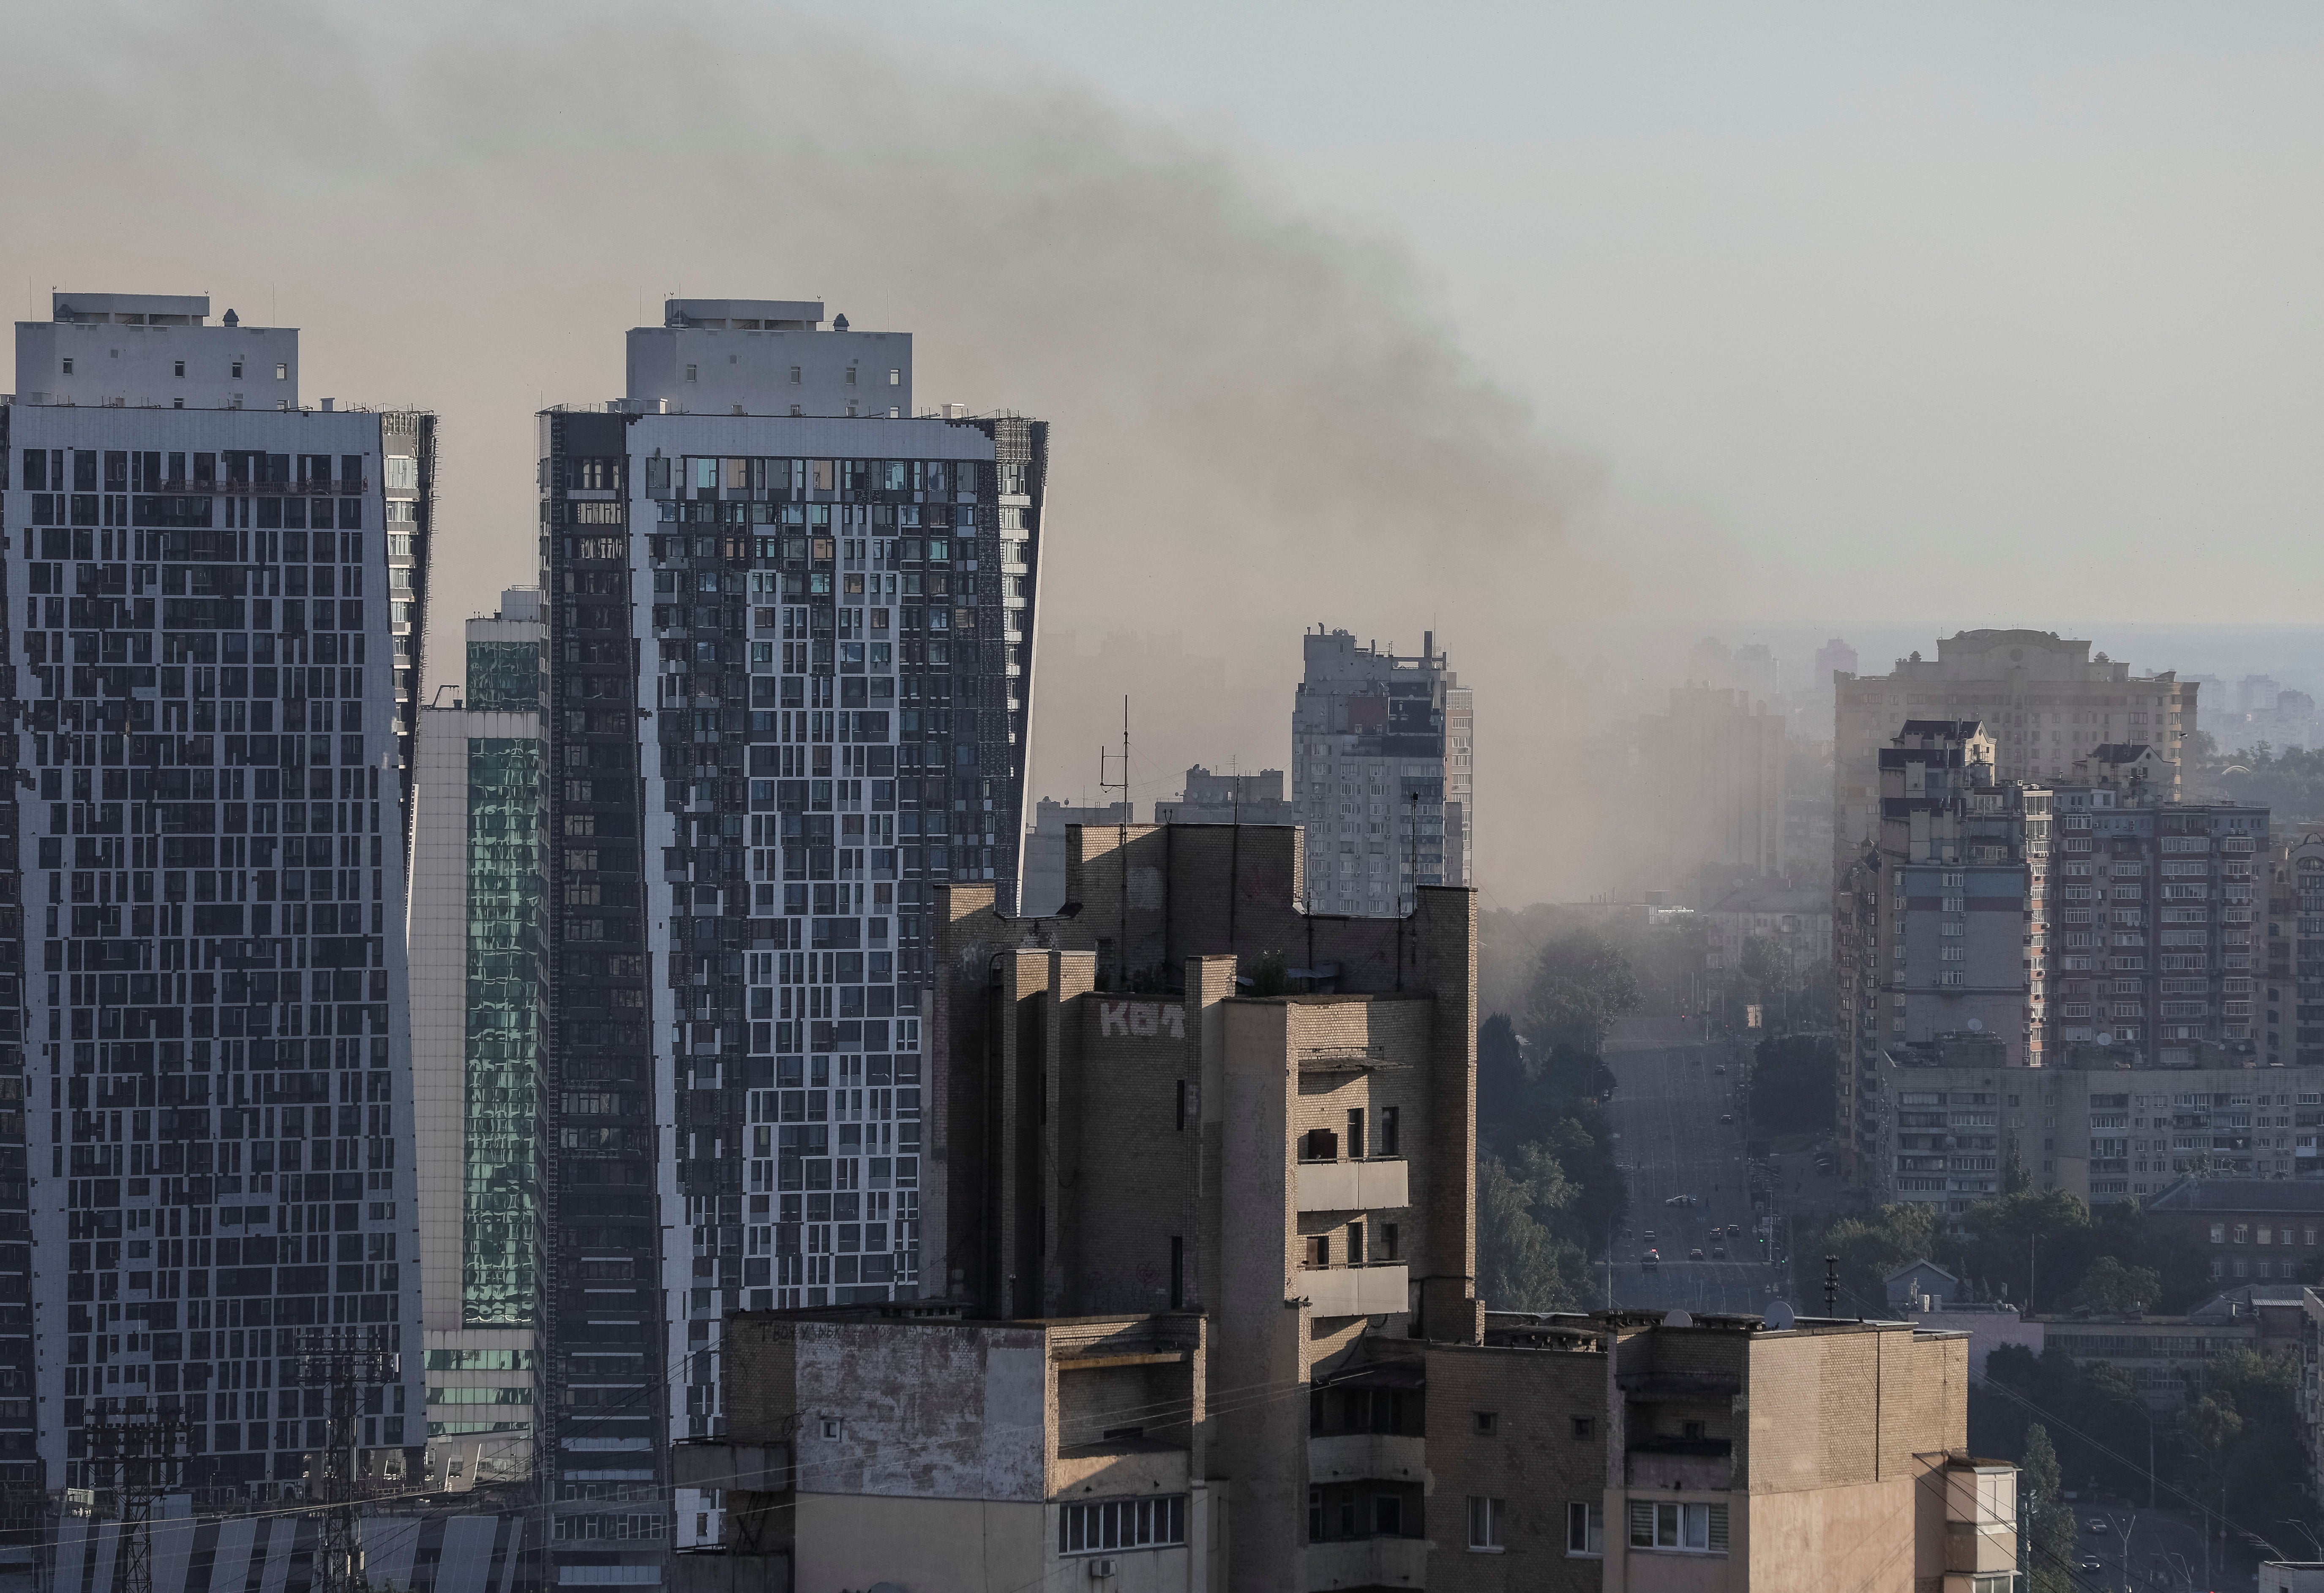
[15,291,299,410]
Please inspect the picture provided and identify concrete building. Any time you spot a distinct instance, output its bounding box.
[1834,723,2027,1180]
[2144,1179,2324,1283]
[2022,758,2265,1071]
[1834,630,2195,892]
[533,296,1048,1579]
[2037,1285,2291,1410]
[1292,629,1471,916]
[1018,798,1132,918]
[696,1308,1212,1593]
[5,292,434,1493]
[1869,1038,2324,1213]
[666,821,2013,1591]
[687,1294,2015,1593]
[1153,765,1294,828]
[1637,686,1787,884]
[2265,825,2324,1070]
[408,591,546,1493]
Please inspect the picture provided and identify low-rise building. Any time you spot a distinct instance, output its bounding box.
[2144,1178,2324,1285]
[2035,1286,2295,1408]
[1154,765,1295,828]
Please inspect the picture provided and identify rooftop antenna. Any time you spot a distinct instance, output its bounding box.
[1098,697,1131,989]
[1823,1255,1840,1317]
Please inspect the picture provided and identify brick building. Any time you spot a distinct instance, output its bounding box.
[2144,1178,2324,1285]
[671,821,2013,1591]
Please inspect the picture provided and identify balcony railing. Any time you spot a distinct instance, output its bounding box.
[1299,1264,1408,1318]
[1296,1157,1409,1213]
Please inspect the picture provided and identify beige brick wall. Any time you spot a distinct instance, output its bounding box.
[1425,1342,1607,1593]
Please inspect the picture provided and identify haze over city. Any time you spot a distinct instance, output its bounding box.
[3,5,2322,1590]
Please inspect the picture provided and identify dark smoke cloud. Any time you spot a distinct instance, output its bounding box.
[0,0,1734,901]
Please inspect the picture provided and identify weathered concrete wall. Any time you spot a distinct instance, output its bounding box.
[790,1321,1048,1501]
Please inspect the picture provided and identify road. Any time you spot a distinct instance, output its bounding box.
[1596,1015,1789,1315]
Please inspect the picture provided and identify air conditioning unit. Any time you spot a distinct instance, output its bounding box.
[1086,1560,1117,1581]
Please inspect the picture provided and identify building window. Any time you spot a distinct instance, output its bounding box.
[1466,1496,1504,1552]
[173,360,185,378]
[275,362,287,380]
[1379,1105,1399,1156]
[1304,1235,1330,1269]
[1473,1411,1497,1435]
[685,364,698,382]
[231,359,243,378]
[888,368,901,386]
[789,365,802,384]
[60,358,72,375]
[1566,1502,1604,1556]
[1058,1495,1187,1556]
[1571,1415,1595,1440]
[1629,1500,1727,1553]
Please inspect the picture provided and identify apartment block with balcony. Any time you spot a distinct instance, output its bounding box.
[688,1307,1212,1593]
[2265,825,2324,1072]
[922,819,1479,1589]
[2023,757,2265,1076]
[1835,722,2027,1183]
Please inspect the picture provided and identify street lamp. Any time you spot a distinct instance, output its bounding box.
[2281,1518,2324,1558]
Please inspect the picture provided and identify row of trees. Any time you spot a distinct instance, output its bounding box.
[1806,1185,2220,1319]
[1474,926,1651,1311]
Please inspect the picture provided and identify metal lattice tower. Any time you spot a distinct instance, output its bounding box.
[84,1408,188,1593]
[297,1326,393,1593]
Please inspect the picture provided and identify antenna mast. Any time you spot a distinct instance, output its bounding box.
[1098,698,1131,989]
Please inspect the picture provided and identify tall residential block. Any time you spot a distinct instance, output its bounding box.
[1834,630,2194,888]
[6,293,433,1490]
[536,297,1045,1572]
[409,590,545,1493]
[1292,629,1471,916]
[1833,723,2026,1182]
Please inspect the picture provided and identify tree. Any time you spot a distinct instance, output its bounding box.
[1810,1203,1938,1312]
[1522,929,1641,1055]
[2018,1423,2079,1593]
[1477,1146,1588,1312]
[2072,1254,2162,1315]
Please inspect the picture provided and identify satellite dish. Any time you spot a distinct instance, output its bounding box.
[1764,1301,1796,1329]
[1662,1309,1693,1328]
[1966,1018,1984,1032]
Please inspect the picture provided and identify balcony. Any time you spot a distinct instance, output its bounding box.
[1304,1536,1427,1591]
[1306,1432,1426,1486]
[1300,1264,1407,1318]
[1296,1157,1409,1213]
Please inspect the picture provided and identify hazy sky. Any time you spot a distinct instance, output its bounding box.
[5,2,2319,899]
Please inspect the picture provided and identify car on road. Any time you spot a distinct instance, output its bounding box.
[1643,1231,1656,1243]
[1688,1247,1705,1261]
[1710,1244,1726,1259]
[1642,1250,1659,1270]
[1713,1064,1726,1074]
[2076,1556,2101,1573]
[1725,1223,1741,1237]
[2084,1519,2108,1534]
[1664,1194,1694,1207]
[1718,1113,1734,1125]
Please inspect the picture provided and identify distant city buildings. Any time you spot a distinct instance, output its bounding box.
[1833,629,2195,889]
[1292,629,1470,915]
[1637,685,1787,885]
[1019,797,1132,917]
[1153,763,1293,826]
[1702,876,1832,976]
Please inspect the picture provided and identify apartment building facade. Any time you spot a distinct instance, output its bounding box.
[1869,1037,2324,1212]
[1834,723,2027,1181]
[2023,758,2265,1070]
[1292,629,1471,915]
[409,591,546,1493]
[6,292,433,1492]
[2267,825,2324,1070]
[535,296,1047,1576]
[1834,630,2194,890]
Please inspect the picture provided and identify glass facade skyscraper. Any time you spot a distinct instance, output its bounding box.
[537,297,1046,1571]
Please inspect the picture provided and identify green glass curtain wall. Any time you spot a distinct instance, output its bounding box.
[465,737,543,1325]
[468,640,542,713]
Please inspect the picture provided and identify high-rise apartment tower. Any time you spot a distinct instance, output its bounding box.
[7,293,434,1490]
[1292,629,1471,915]
[536,297,1045,1570]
